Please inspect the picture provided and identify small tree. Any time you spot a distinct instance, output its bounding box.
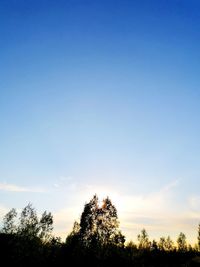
[151,239,158,251]
[165,236,174,251]
[126,240,137,250]
[18,203,39,238]
[158,237,166,251]
[137,229,151,250]
[66,221,81,247]
[158,236,174,251]
[39,211,53,242]
[177,232,187,252]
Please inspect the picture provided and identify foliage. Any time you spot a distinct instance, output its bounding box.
[39,211,53,242]
[137,228,151,250]
[75,195,125,248]
[18,203,39,238]
[177,232,187,252]
[1,197,200,267]
[1,203,53,243]
[165,236,174,251]
[158,236,174,251]
[2,208,17,234]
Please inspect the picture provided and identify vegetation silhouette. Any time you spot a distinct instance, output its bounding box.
[0,195,200,266]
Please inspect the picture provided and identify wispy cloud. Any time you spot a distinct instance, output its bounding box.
[0,182,45,193]
[115,180,200,243]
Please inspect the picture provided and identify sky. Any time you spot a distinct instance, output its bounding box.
[0,0,200,244]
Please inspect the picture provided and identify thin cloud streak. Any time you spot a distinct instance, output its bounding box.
[0,182,45,193]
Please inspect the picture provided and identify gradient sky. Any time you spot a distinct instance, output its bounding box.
[0,0,200,243]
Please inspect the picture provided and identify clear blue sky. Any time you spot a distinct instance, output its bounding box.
[0,0,200,243]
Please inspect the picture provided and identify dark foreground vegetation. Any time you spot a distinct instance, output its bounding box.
[1,195,200,267]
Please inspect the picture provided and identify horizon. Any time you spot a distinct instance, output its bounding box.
[1,184,199,245]
[0,0,200,245]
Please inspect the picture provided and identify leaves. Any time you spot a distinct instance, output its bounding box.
[137,229,151,250]
[177,232,187,251]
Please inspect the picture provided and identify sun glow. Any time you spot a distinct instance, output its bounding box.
[52,181,198,244]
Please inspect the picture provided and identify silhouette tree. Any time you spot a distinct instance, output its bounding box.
[96,196,125,246]
[137,229,151,250]
[187,244,194,252]
[158,236,174,251]
[18,203,39,238]
[79,194,98,246]
[126,240,137,250]
[1,203,54,243]
[165,236,174,251]
[151,239,158,251]
[65,221,81,248]
[177,232,187,252]
[72,195,125,248]
[71,221,80,235]
[158,236,166,251]
[39,211,53,242]
[1,208,17,234]
[1,199,200,267]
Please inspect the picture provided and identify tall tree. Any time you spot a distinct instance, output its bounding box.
[79,194,99,246]
[1,208,17,234]
[74,195,125,247]
[96,197,124,246]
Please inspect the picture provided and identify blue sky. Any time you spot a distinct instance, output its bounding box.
[0,0,200,243]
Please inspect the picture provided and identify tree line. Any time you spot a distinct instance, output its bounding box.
[0,195,200,266]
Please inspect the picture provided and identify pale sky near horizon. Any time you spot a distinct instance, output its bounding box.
[0,0,200,244]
